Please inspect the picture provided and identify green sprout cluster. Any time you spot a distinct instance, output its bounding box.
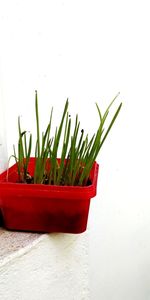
[12,92,122,186]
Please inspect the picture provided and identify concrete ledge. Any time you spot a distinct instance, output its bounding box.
[0,228,89,300]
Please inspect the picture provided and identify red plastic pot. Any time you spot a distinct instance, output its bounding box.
[0,158,99,233]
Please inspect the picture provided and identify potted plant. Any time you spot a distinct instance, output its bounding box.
[0,91,122,233]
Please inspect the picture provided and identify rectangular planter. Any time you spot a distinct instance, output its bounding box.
[0,158,99,233]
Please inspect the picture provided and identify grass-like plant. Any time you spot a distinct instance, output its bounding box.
[12,91,122,186]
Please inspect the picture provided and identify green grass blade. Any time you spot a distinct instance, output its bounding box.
[57,115,71,185]
[35,90,40,157]
[100,102,122,149]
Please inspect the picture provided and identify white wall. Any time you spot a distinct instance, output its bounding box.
[0,1,150,299]
[0,79,7,172]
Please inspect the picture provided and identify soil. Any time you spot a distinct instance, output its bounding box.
[18,172,92,186]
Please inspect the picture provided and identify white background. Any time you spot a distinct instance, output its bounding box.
[0,1,150,299]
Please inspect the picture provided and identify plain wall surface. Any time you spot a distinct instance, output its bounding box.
[0,83,7,172]
[0,1,150,299]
